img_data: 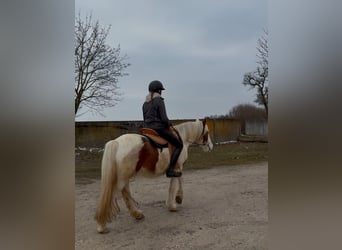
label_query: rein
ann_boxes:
[191,122,209,146]
[201,121,205,136]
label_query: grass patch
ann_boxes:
[75,142,268,182]
[185,142,268,170]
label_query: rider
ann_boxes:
[142,80,183,178]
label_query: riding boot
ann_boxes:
[166,147,182,178]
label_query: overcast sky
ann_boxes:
[75,0,267,121]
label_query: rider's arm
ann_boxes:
[158,98,171,128]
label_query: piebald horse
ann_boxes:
[95,119,213,233]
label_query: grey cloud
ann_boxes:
[75,0,267,121]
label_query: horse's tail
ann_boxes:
[95,140,120,227]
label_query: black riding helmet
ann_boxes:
[148,80,165,92]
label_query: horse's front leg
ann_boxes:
[166,177,178,211]
[175,176,183,204]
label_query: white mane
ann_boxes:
[174,119,206,145]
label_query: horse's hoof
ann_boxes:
[168,204,177,212]
[175,196,183,204]
[132,210,145,220]
[97,225,109,234]
[135,213,145,220]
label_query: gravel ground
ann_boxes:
[75,162,268,250]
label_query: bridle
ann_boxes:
[193,122,210,147]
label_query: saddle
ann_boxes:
[139,127,182,172]
[140,127,181,154]
[140,128,169,148]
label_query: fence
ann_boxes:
[245,119,268,136]
[75,118,241,147]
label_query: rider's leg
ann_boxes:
[166,146,183,177]
[155,128,183,177]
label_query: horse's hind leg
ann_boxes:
[175,176,183,204]
[122,183,145,220]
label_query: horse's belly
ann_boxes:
[139,148,169,176]
[115,134,171,176]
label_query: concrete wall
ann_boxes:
[75,118,241,147]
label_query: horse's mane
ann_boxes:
[174,120,202,143]
[174,120,199,130]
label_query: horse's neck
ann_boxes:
[176,122,200,144]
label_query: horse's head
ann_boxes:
[195,119,213,152]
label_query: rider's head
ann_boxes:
[148,80,165,94]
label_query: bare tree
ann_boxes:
[242,29,268,115]
[75,13,130,116]
[228,103,267,121]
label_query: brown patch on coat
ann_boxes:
[136,137,159,173]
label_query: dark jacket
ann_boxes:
[142,93,171,129]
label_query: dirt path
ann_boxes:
[75,162,268,250]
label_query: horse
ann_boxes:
[95,119,213,233]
